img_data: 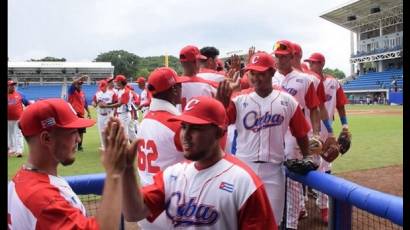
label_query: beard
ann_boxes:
[61,157,75,166]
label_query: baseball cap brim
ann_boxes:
[244,65,270,72]
[273,50,292,55]
[8,82,17,86]
[59,117,96,129]
[304,58,321,62]
[168,114,213,126]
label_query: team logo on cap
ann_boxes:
[251,55,260,64]
[41,117,56,128]
[184,98,200,111]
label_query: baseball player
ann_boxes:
[67,75,92,152]
[272,40,324,229]
[136,67,190,230]
[122,96,278,229]
[305,52,349,224]
[179,45,218,109]
[197,46,226,83]
[8,99,128,229]
[91,80,118,150]
[136,76,151,118]
[289,42,335,224]
[8,80,31,157]
[216,51,314,226]
[103,75,138,142]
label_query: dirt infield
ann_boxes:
[346,107,403,116]
[336,165,403,197]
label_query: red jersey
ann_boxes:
[8,91,30,120]
[68,85,87,117]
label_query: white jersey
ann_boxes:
[197,68,226,83]
[181,76,217,110]
[140,89,149,106]
[141,154,276,229]
[8,169,97,229]
[93,89,117,116]
[227,88,309,163]
[136,98,184,186]
[272,70,318,110]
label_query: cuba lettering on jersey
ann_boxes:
[197,68,226,83]
[136,111,184,186]
[142,154,277,229]
[181,76,217,110]
[8,169,97,230]
[93,89,117,115]
[227,88,302,163]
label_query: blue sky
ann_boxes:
[8,0,353,75]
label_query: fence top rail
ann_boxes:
[286,169,403,226]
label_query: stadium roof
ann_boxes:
[320,0,402,31]
[8,61,114,69]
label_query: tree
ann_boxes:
[323,68,346,79]
[95,50,141,79]
[30,57,66,62]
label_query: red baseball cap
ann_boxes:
[8,80,17,86]
[169,96,227,130]
[273,40,294,55]
[304,52,326,63]
[244,52,276,72]
[19,98,96,137]
[147,67,189,95]
[114,75,127,84]
[179,45,207,62]
[99,80,107,90]
[136,77,146,84]
[292,42,302,57]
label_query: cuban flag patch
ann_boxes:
[41,117,56,128]
[219,182,234,193]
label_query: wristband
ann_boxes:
[340,116,348,126]
[322,119,333,134]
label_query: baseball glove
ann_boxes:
[338,129,352,154]
[284,156,319,175]
[320,140,340,163]
[308,135,323,155]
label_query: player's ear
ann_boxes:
[216,127,225,139]
[39,130,52,145]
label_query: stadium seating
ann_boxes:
[342,68,403,91]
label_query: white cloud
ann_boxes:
[8,0,354,75]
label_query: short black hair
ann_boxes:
[200,46,220,59]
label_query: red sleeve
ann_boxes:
[111,93,118,103]
[92,95,97,103]
[304,83,320,110]
[226,101,237,125]
[336,85,348,108]
[289,106,310,138]
[173,125,183,152]
[120,90,130,104]
[317,80,326,105]
[238,185,277,230]
[37,199,99,230]
[141,171,166,222]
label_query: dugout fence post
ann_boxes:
[329,198,352,230]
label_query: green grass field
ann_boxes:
[7,104,403,180]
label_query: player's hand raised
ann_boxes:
[216,79,234,108]
[101,117,128,177]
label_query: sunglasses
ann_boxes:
[273,42,290,52]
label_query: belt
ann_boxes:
[253,161,269,164]
[99,113,108,116]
